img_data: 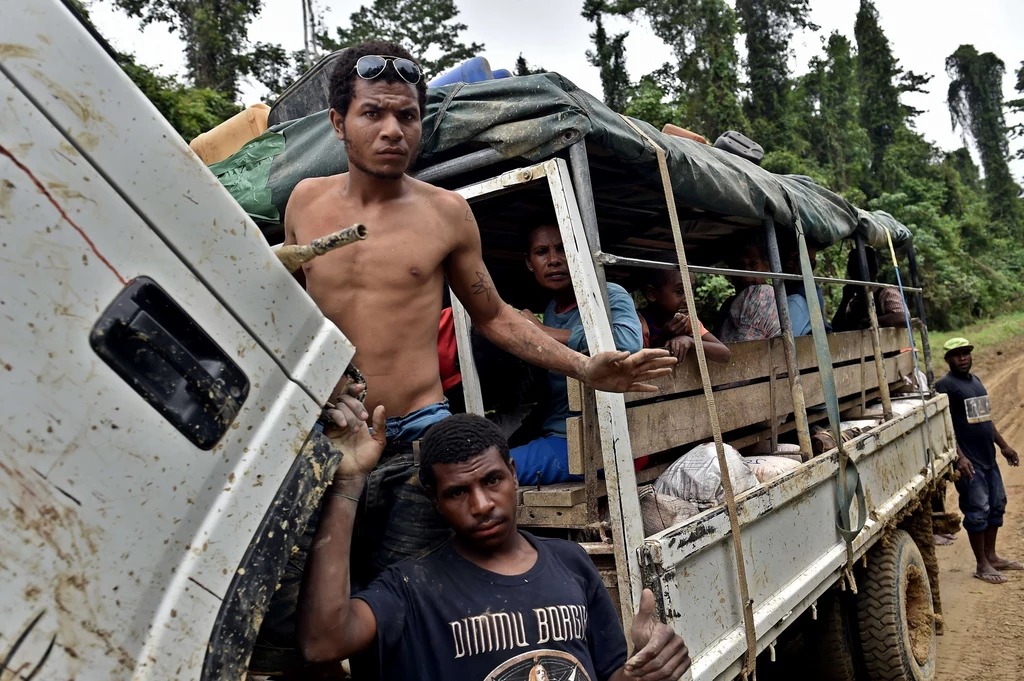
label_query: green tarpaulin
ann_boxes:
[211,73,911,250]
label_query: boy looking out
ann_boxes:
[640,268,732,364]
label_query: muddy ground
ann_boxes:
[934,335,1024,680]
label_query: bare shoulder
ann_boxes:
[408,177,472,222]
[289,175,339,213]
[285,175,346,241]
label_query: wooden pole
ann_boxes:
[855,235,893,420]
[763,219,813,459]
[906,245,934,387]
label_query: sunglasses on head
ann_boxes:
[353,55,422,84]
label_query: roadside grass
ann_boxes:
[925,311,1024,353]
[913,311,1024,379]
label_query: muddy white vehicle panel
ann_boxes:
[1,3,351,680]
[1,0,346,400]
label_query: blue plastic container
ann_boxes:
[492,69,513,79]
[428,57,495,87]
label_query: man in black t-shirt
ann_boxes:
[298,404,691,680]
[936,337,1021,585]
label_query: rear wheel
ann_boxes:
[857,529,936,681]
[806,589,861,681]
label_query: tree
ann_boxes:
[623,70,684,131]
[734,0,816,150]
[65,0,238,140]
[945,147,981,191]
[853,0,903,195]
[242,42,314,103]
[319,0,483,80]
[1007,61,1024,161]
[514,54,546,77]
[112,0,264,100]
[582,0,631,112]
[607,0,748,141]
[117,52,240,141]
[946,45,1022,229]
[796,32,869,196]
[871,127,1021,329]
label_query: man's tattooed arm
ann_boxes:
[447,191,588,380]
[470,271,494,301]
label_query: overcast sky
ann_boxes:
[89,0,1023,179]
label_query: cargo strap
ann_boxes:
[784,194,866,576]
[883,231,935,479]
[621,115,758,681]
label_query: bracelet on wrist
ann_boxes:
[327,491,360,503]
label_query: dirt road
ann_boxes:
[935,336,1024,680]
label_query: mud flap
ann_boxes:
[200,428,342,681]
[638,544,668,622]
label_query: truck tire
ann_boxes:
[807,589,861,681]
[857,529,936,681]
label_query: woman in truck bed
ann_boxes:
[511,223,644,485]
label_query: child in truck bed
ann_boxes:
[640,268,732,364]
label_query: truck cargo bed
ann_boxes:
[640,395,954,681]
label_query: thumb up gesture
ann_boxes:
[624,588,691,679]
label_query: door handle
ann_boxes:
[91,277,249,449]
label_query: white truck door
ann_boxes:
[0,0,346,403]
[0,4,353,680]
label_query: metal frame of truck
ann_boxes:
[436,149,955,680]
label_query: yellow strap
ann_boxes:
[620,115,758,680]
[883,229,899,268]
[882,229,935,477]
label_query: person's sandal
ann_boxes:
[992,559,1024,571]
[973,572,1008,584]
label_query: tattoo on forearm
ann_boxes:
[471,271,493,301]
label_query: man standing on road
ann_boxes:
[936,337,1022,584]
[299,408,692,681]
[251,40,675,675]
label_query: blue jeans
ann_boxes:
[251,401,452,673]
[384,399,451,441]
[511,435,583,485]
[955,464,1007,534]
[313,398,451,441]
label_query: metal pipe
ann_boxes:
[412,147,505,184]
[906,245,934,387]
[569,141,610,315]
[763,219,813,460]
[855,235,893,420]
[595,252,921,292]
[275,223,366,273]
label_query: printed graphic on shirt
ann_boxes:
[450,605,590,659]
[486,649,592,681]
[965,395,992,424]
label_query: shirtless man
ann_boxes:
[285,42,672,430]
[250,41,675,677]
